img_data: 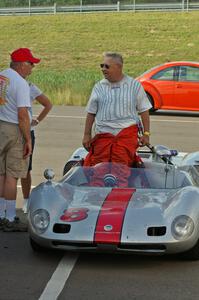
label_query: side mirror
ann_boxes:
[153,145,178,157]
[154,145,171,157]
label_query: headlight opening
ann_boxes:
[171,215,194,240]
[32,209,50,234]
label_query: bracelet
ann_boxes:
[35,118,40,124]
[143,131,150,136]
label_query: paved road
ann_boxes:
[1,106,199,300]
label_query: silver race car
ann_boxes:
[28,145,199,260]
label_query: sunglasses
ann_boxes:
[100,63,110,69]
[25,61,34,66]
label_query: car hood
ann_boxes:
[29,183,199,244]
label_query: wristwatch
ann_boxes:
[143,131,150,136]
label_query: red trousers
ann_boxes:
[84,125,138,187]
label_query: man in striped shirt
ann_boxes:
[82,52,152,187]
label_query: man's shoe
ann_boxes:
[0,218,9,230]
[3,217,28,232]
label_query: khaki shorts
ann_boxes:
[0,120,29,178]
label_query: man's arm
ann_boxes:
[82,113,95,151]
[18,107,32,158]
[139,110,150,146]
[31,94,52,126]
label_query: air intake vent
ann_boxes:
[118,243,166,251]
[53,223,71,233]
[52,241,96,248]
[147,226,166,236]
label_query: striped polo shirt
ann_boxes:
[86,75,152,135]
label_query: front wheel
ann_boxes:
[30,237,46,252]
[146,93,157,112]
[180,240,199,260]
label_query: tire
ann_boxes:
[180,241,199,261]
[146,93,157,112]
[63,161,78,176]
[30,237,46,252]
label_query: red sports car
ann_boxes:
[136,61,199,112]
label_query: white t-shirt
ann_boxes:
[0,68,31,124]
[86,75,152,135]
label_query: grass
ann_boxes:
[0,11,199,105]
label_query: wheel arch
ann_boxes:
[142,82,162,110]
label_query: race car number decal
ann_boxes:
[60,208,89,222]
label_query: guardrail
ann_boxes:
[0,2,199,16]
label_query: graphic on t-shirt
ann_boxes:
[0,75,9,105]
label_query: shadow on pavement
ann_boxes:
[150,110,199,117]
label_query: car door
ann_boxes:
[174,65,199,111]
[150,66,177,109]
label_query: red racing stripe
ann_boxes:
[94,188,135,245]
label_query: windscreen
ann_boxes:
[62,162,191,189]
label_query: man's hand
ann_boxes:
[31,118,39,126]
[138,135,150,147]
[82,134,92,151]
[23,141,32,159]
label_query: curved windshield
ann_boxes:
[62,162,191,189]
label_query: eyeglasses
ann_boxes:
[100,63,110,69]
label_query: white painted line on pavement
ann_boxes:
[38,253,78,300]
[37,114,85,119]
[34,114,199,124]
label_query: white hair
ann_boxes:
[103,52,123,65]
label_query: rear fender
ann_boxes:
[180,152,199,167]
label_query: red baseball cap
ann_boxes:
[10,48,41,64]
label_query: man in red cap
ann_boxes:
[0,48,40,231]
